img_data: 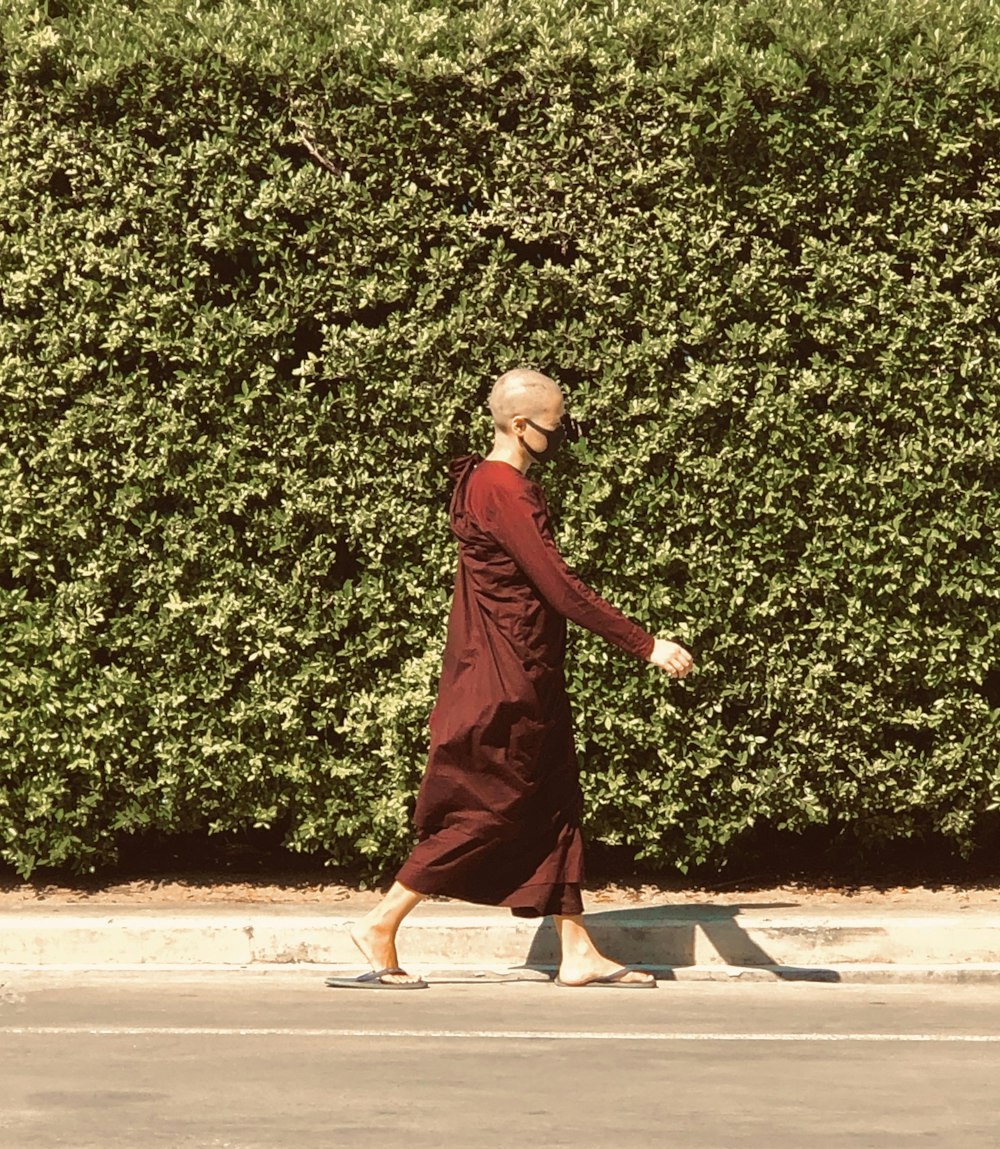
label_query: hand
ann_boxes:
[649,638,694,679]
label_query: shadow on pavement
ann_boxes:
[522,902,842,982]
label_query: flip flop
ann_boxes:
[325,967,428,990]
[554,967,657,989]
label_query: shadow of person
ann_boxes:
[521,901,842,982]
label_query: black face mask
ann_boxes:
[522,414,577,464]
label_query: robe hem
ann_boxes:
[394,865,583,918]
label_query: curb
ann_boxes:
[3,904,999,982]
[6,963,1000,985]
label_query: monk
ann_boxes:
[326,369,694,990]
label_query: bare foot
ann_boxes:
[556,954,655,987]
[349,915,423,986]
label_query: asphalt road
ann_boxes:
[2,971,999,1148]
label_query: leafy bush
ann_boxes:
[1,0,998,876]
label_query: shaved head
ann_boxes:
[489,369,563,430]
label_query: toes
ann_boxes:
[622,971,655,984]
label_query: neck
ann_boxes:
[486,432,533,475]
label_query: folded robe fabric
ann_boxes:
[395,455,655,918]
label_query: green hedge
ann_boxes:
[1,0,998,877]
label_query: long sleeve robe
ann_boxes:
[395,454,655,917]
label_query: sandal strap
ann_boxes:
[360,967,408,982]
[604,966,637,982]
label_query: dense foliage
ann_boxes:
[1,0,998,877]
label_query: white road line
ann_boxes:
[2,1026,1000,1043]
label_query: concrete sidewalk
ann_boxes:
[3,896,999,982]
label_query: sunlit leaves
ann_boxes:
[1,0,998,876]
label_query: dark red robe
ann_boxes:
[395,455,655,917]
